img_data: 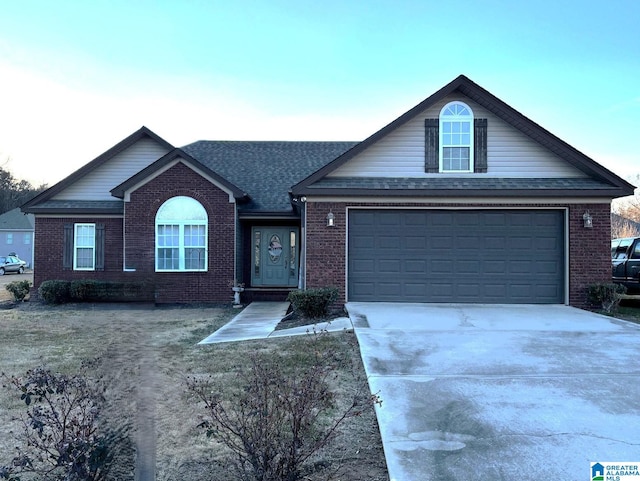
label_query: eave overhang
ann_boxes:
[297,187,629,199]
[23,200,124,216]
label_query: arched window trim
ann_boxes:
[439,101,474,173]
[155,196,208,272]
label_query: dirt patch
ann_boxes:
[0,302,388,480]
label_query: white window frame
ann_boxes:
[6,233,13,245]
[74,223,96,270]
[439,101,474,173]
[155,196,208,272]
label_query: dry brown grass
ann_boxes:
[0,302,388,480]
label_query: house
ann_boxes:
[22,75,635,306]
[0,207,35,267]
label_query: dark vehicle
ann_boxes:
[611,237,640,291]
[0,255,27,275]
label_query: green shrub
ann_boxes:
[38,280,71,304]
[70,279,101,300]
[5,280,31,302]
[588,282,626,313]
[287,287,339,318]
[69,280,150,302]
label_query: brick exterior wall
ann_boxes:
[33,216,124,291]
[568,203,611,307]
[33,162,237,304]
[305,201,612,308]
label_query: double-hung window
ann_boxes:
[74,223,96,270]
[156,196,208,271]
[440,101,474,172]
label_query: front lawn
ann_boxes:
[0,303,387,480]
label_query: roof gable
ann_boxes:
[22,126,174,212]
[292,75,635,197]
[110,148,247,202]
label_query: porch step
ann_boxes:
[242,287,297,303]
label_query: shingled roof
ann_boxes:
[182,141,358,212]
[0,208,34,230]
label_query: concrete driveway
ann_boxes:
[346,303,640,481]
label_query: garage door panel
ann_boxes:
[351,259,375,274]
[405,260,427,272]
[457,260,481,274]
[406,238,427,250]
[430,259,453,273]
[348,209,564,303]
[379,260,401,273]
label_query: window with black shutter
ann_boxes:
[425,102,487,173]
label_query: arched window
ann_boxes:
[155,196,207,271]
[440,101,474,172]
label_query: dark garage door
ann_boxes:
[348,209,565,303]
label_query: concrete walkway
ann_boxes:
[198,302,353,344]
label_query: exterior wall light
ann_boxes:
[327,211,335,227]
[583,211,593,228]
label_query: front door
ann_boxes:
[251,227,299,287]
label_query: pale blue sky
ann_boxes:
[0,0,638,186]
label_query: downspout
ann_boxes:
[299,199,307,290]
[122,200,135,272]
[234,201,238,285]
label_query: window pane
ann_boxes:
[443,147,470,171]
[184,225,205,247]
[290,231,296,278]
[185,248,205,269]
[158,225,179,247]
[157,196,207,221]
[157,248,179,270]
[254,230,261,276]
[76,225,95,247]
[76,248,94,269]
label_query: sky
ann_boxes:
[0,0,638,188]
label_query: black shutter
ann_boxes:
[424,119,439,173]
[474,118,488,173]
[95,224,105,271]
[63,224,73,270]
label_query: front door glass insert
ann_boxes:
[268,234,283,262]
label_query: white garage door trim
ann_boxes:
[345,206,569,304]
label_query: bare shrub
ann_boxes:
[0,365,132,481]
[186,335,380,481]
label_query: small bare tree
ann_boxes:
[1,366,132,481]
[187,336,380,481]
[612,175,640,238]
